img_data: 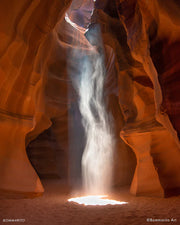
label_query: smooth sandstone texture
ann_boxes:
[115,0,180,196]
[0,0,180,198]
[0,0,72,196]
[93,0,180,196]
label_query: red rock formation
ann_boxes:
[0,0,72,196]
[0,0,179,198]
[115,0,180,196]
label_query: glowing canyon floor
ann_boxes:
[0,179,180,225]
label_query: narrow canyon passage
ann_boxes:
[65,1,119,204]
[0,0,180,224]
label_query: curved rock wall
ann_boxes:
[0,0,72,196]
[0,0,179,197]
[115,0,180,196]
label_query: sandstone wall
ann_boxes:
[0,0,180,198]
[115,0,180,196]
[0,0,72,196]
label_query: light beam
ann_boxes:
[68,195,127,206]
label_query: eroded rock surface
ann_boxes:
[0,0,180,197]
[0,0,72,196]
[115,0,180,196]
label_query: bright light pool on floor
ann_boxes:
[68,195,128,206]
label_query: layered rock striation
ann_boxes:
[0,0,72,196]
[0,0,179,197]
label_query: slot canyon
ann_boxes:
[0,0,180,224]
